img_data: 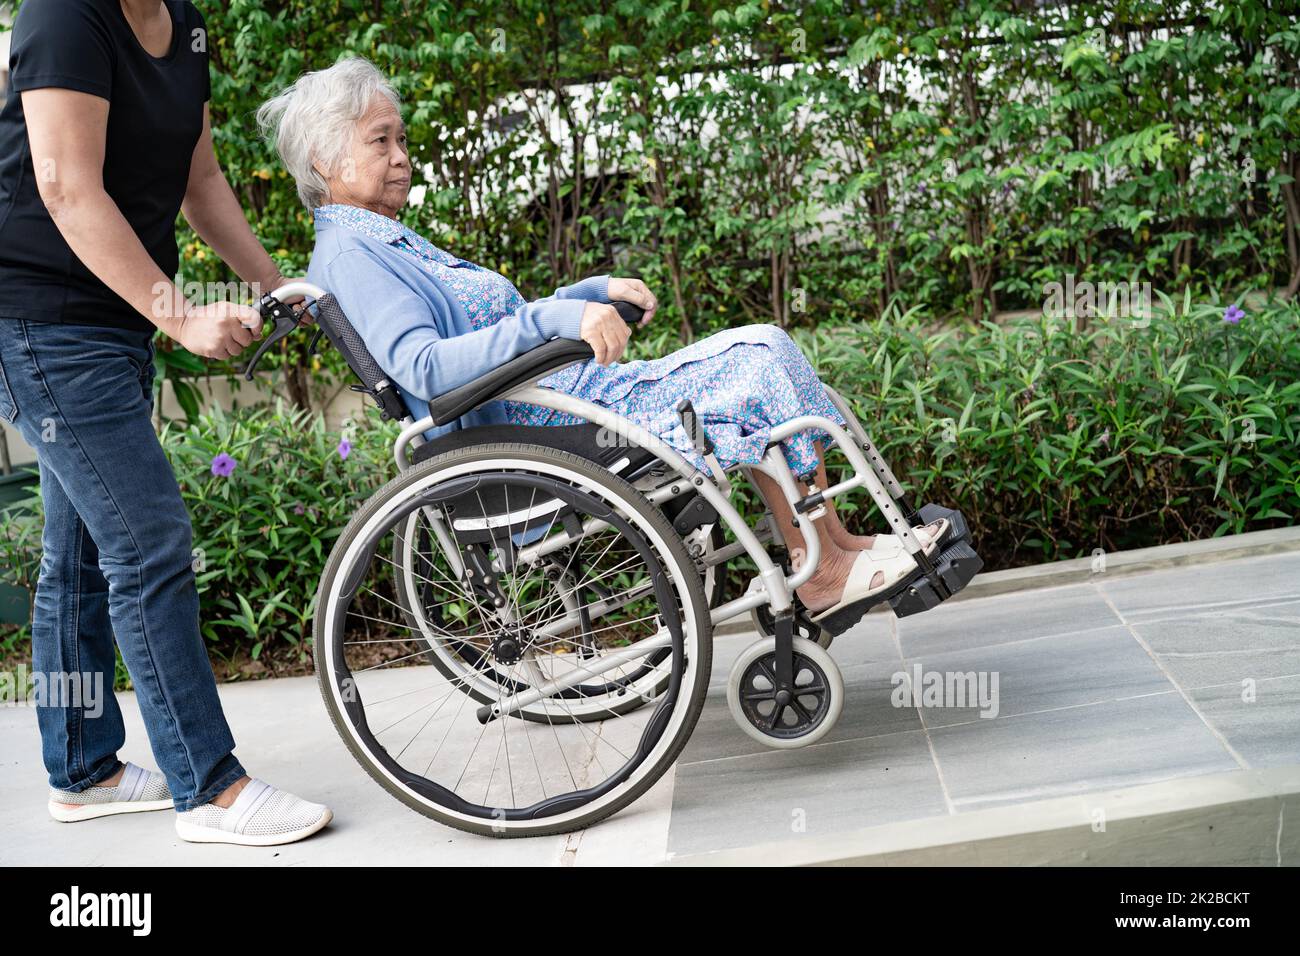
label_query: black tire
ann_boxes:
[315,442,713,838]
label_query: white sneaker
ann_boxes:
[174,778,332,846]
[48,761,173,822]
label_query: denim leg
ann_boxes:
[0,319,246,810]
[31,458,126,792]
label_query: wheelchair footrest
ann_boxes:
[889,537,983,619]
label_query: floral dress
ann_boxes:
[315,205,847,479]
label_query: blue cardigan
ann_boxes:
[306,213,608,440]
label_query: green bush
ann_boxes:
[166,402,398,657]
[795,295,1300,563]
[64,0,1292,390]
[0,401,397,672]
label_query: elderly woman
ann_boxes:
[258,57,946,625]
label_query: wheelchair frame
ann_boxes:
[252,281,980,828]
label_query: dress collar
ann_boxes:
[313,203,408,245]
[313,203,463,268]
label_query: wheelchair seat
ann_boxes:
[410,421,661,481]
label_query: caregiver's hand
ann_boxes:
[264,272,315,324]
[580,301,631,365]
[175,302,265,360]
[608,277,657,328]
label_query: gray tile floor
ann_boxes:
[666,550,1300,856]
[3,549,1296,865]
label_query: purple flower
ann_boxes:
[1223,304,1245,324]
[337,438,352,460]
[1001,182,1013,197]
[210,453,236,478]
[917,181,929,194]
[293,503,306,516]
[1098,428,1111,448]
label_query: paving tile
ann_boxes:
[1188,674,1300,768]
[901,625,1173,728]
[928,692,1239,812]
[897,582,1121,657]
[1129,611,1300,689]
[667,729,946,856]
[1099,551,1300,623]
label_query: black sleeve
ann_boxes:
[8,0,116,100]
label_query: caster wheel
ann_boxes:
[727,636,844,749]
[750,599,834,649]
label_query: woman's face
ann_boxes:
[322,93,410,218]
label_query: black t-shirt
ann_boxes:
[0,0,210,330]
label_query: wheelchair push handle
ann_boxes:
[243,294,299,380]
[611,300,646,326]
[241,281,326,381]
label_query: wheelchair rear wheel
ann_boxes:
[316,443,713,837]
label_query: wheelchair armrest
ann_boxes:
[427,338,595,426]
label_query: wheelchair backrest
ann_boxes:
[312,293,413,422]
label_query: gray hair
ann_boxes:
[256,56,401,211]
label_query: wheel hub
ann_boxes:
[491,634,524,665]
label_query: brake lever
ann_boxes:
[243,294,303,380]
[307,326,326,356]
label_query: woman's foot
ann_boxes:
[807,536,923,623]
[174,776,332,846]
[793,538,912,614]
[48,761,172,821]
[792,545,859,614]
[796,519,948,614]
[829,518,947,554]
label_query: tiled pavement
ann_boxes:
[2,549,1297,865]
[665,550,1300,857]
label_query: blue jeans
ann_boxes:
[0,318,246,811]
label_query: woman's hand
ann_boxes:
[175,302,265,360]
[607,277,657,327]
[580,302,631,365]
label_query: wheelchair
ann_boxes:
[247,281,983,838]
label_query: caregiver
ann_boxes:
[0,0,331,846]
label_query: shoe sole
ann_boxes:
[174,808,333,847]
[48,798,174,822]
